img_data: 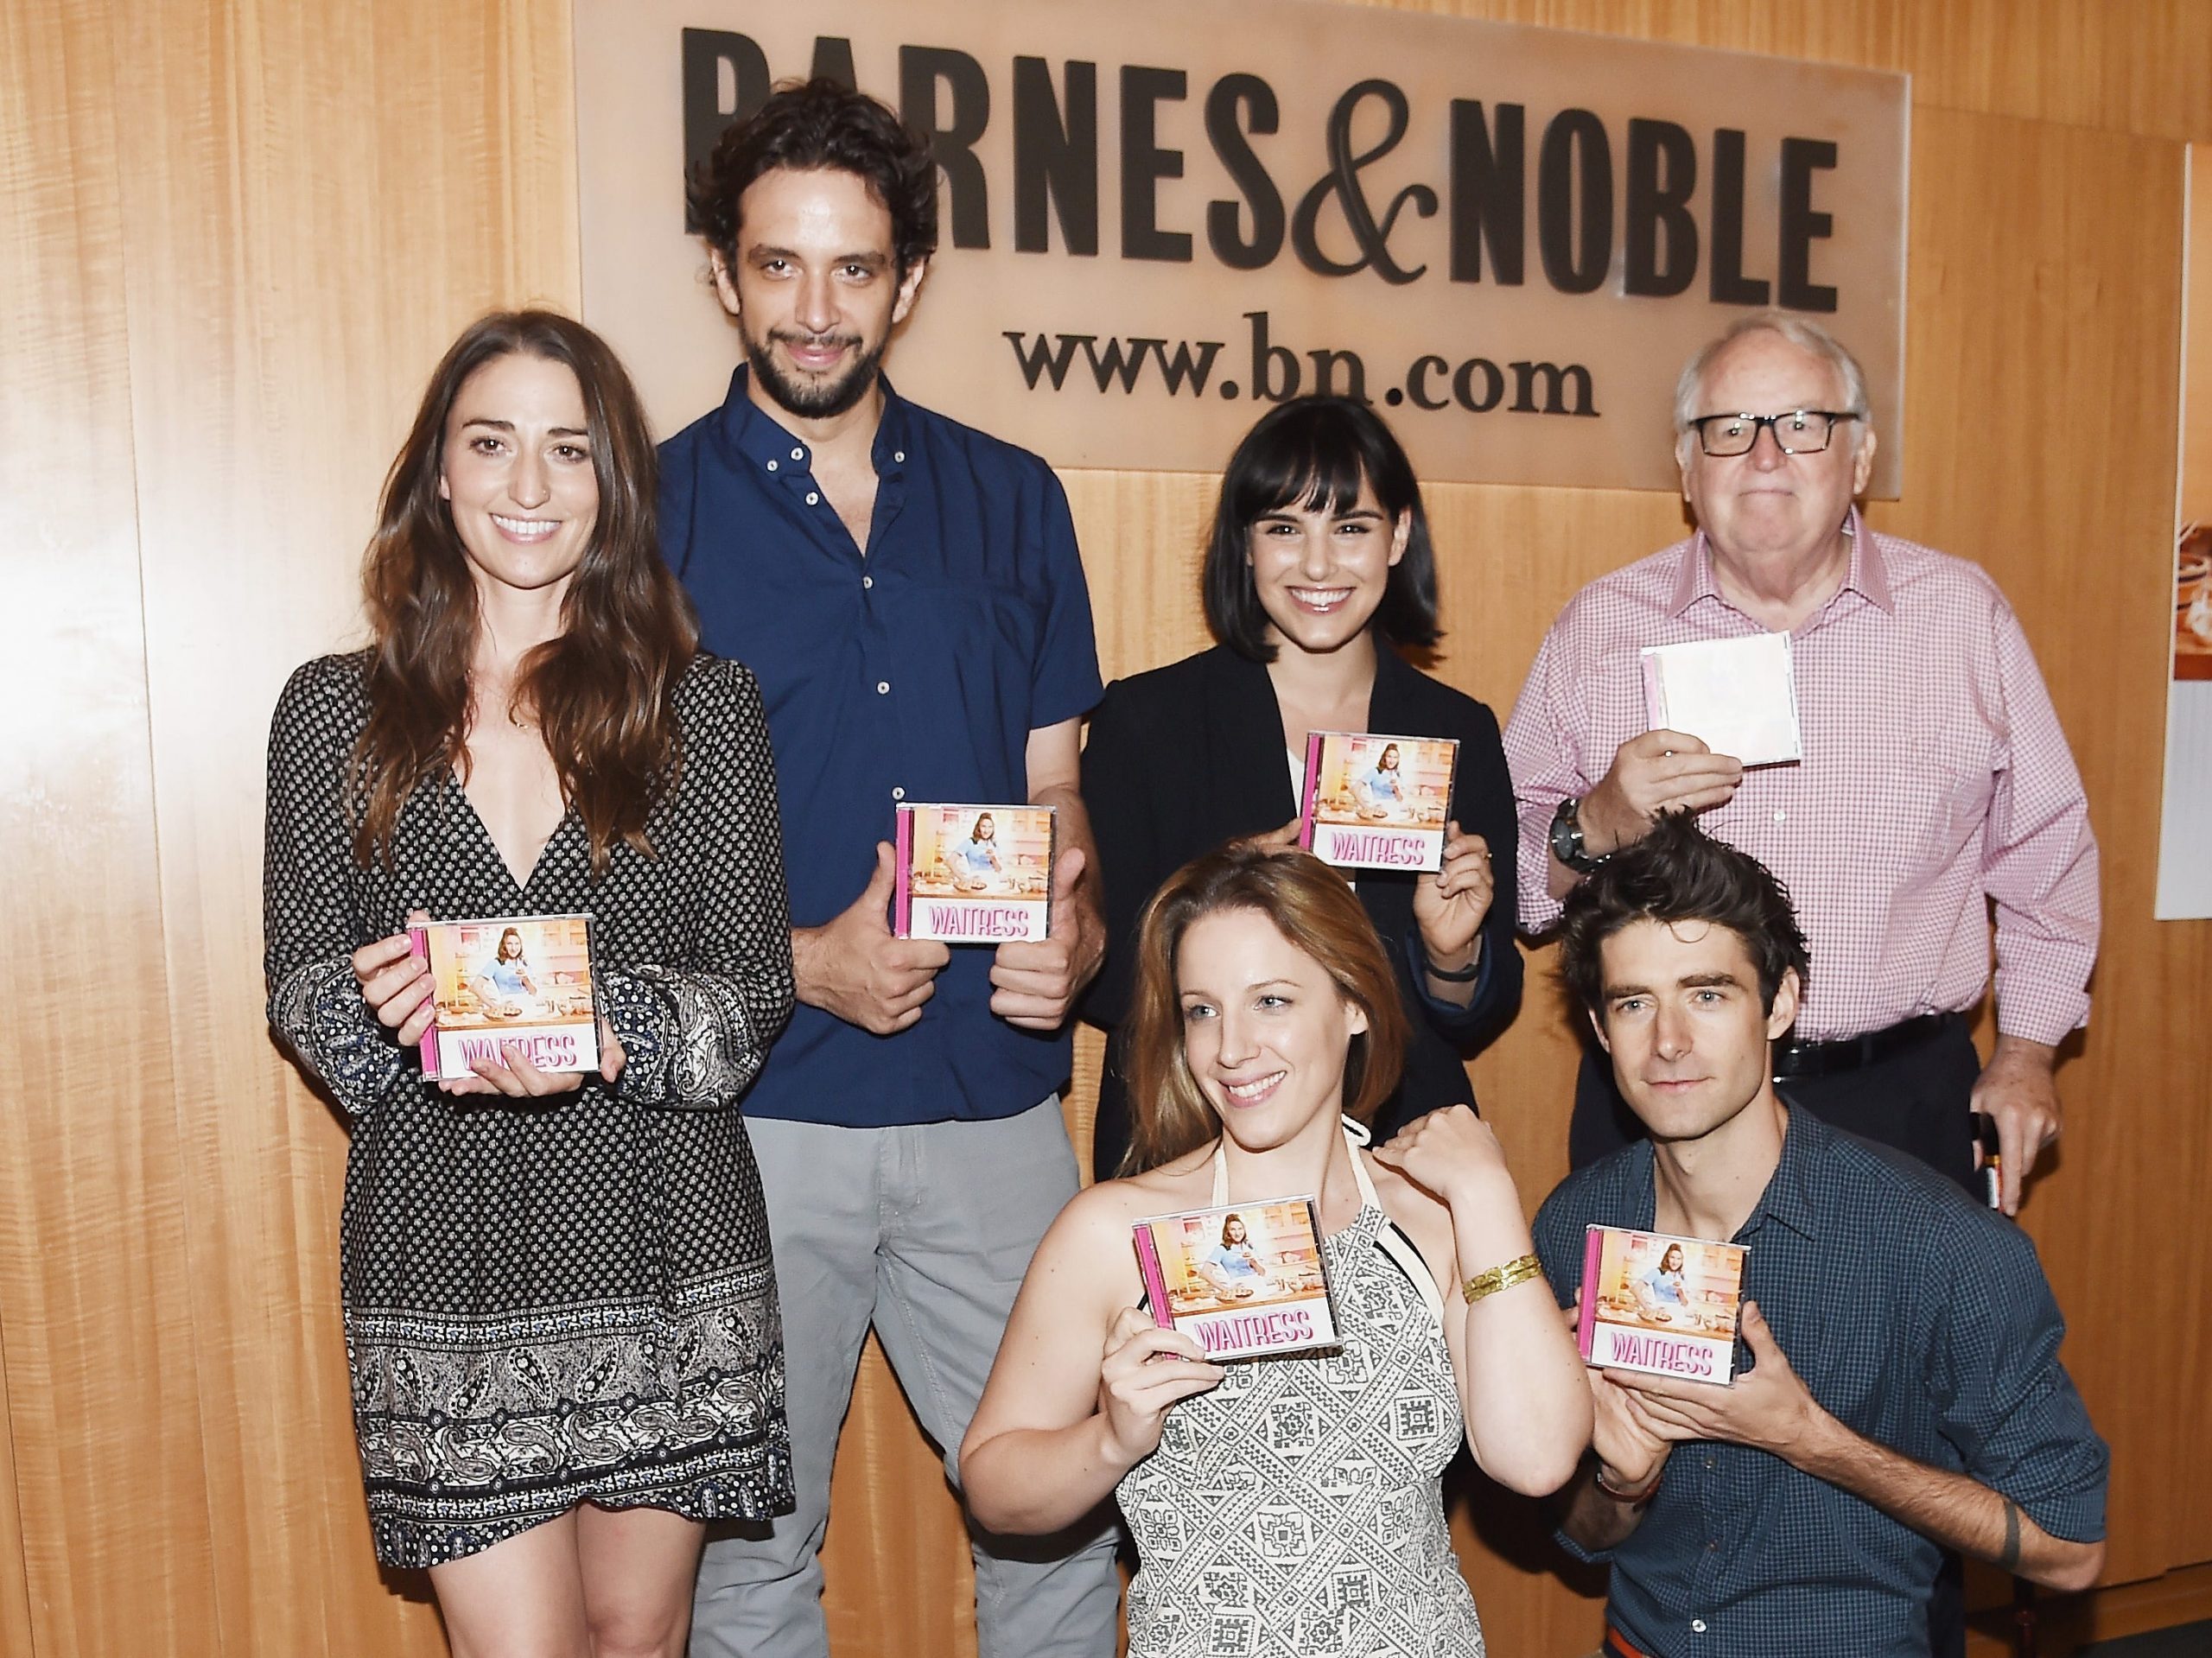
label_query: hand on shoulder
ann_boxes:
[1370,1104,1516,1211]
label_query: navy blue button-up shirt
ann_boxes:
[660,369,1103,1126]
[1532,1106,2107,1658]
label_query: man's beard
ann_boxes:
[741,322,887,420]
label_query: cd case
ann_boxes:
[1131,1197,1339,1361]
[404,913,599,1082]
[1640,632,1802,766]
[1297,731,1459,873]
[893,803,1056,943]
[1577,1223,1746,1386]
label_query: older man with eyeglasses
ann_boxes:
[1504,314,2098,1216]
[1504,315,2101,1656]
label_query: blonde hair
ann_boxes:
[1120,845,1408,1174]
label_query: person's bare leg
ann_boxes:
[576,1503,707,1658]
[429,1509,589,1658]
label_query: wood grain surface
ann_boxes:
[3,1,2208,1653]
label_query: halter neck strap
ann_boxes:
[1208,1116,1380,1209]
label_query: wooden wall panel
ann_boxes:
[2177,143,2212,1572]
[4,3,2209,1656]
[1377,0,2212,143]
[1864,107,2203,1585]
[2189,146,2212,524]
[0,3,216,1655]
[111,1,579,1647]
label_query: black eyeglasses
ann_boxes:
[1687,410,1860,457]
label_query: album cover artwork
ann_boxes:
[1297,731,1459,873]
[1577,1224,1746,1386]
[1131,1197,1339,1362]
[405,913,599,1082]
[893,804,1057,943]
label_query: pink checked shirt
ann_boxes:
[1502,513,2099,1046]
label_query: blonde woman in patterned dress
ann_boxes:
[264,312,793,1657]
[962,845,1589,1657]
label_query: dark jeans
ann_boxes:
[1571,1016,1983,1658]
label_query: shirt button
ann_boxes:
[1772,808,1786,823]
[1692,1620,1707,1634]
[766,459,778,473]
[892,786,906,800]
[876,680,890,695]
[806,492,820,505]
[791,446,804,461]
[861,575,874,589]
[893,450,906,463]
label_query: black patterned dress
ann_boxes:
[263,651,796,1568]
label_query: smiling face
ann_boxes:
[1590,917,1798,1148]
[974,814,995,842]
[1678,330,1875,575]
[1176,906,1370,1153]
[1247,477,1409,659]
[711,166,926,423]
[1660,1243,1684,1274]
[437,352,599,604]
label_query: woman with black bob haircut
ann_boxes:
[1082,395,1522,1176]
[1201,393,1442,657]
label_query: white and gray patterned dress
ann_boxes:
[263,651,795,1568]
[1117,1124,1485,1658]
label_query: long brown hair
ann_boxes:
[349,311,697,873]
[1121,845,1408,1175]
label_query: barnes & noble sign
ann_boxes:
[575,0,1908,492]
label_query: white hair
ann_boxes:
[1672,313,1872,460]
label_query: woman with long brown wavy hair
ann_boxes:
[264,311,794,1656]
[962,844,1587,1658]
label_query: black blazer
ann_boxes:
[1080,643,1522,1176]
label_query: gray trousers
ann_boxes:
[690,1096,1122,1658]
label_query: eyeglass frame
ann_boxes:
[1683,409,1863,458]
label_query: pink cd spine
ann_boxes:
[1578,1227,1605,1361]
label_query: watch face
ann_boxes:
[1550,799,1591,869]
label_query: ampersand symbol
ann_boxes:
[1292,79,1437,285]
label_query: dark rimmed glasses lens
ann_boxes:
[1691,410,1857,457]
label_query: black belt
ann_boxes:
[1772,1013,1956,1079]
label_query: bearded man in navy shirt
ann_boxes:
[660,79,1118,1658]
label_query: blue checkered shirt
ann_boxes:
[1532,1105,2107,1658]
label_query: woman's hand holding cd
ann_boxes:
[448,1019,627,1099]
[1414,823,1493,978]
[1234,818,1303,855]
[1097,1305,1225,1468]
[352,908,438,1047]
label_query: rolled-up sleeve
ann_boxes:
[1030,468,1104,730]
[1923,1216,2109,1543]
[1982,601,2099,1047]
[1502,625,1591,935]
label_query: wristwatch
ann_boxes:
[1548,796,1610,874]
